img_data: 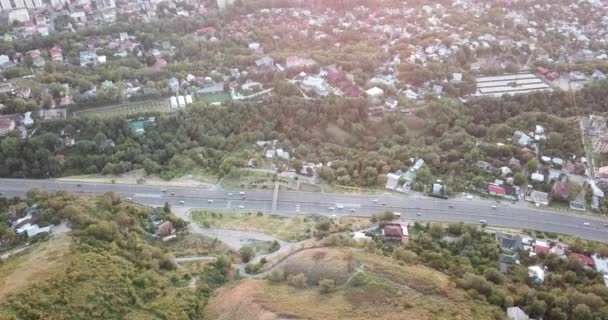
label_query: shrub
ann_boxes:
[269,240,280,253]
[268,268,285,282]
[318,278,336,293]
[239,246,255,263]
[287,273,308,288]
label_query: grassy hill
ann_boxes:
[0,191,232,320]
[205,247,503,320]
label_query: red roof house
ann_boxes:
[570,252,595,267]
[537,66,550,75]
[383,224,408,243]
[488,184,506,195]
[535,244,549,254]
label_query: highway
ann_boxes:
[0,178,607,242]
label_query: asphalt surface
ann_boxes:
[0,178,607,242]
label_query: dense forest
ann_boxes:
[0,191,233,319]
[2,79,608,191]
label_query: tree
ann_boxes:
[318,278,335,293]
[163,202,171,214]
[527,158,539,172]
[239,245,255,263]
[287,273,307,288]
[573,304,592,320]
[268,268,285,282]
[291,160,303,173]
[513,173,526,186]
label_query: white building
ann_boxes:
[300,76,329,97]
[7,8,30,23]
[528,265,545,284]
[216,0,234,10]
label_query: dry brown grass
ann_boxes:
[0,235,74,299]
[206,248,500,320]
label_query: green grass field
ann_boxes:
[190,211,371,242]
[200,92,231,105]
[73,100,168,118]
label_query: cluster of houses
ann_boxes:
[476,124,586,209]
[385,159,426,193]
[3,205,52,245]
[0,108,67,137]
[496,232,608,287]
[255,140,290,162]
[581,115,608,210]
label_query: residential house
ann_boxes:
[38,109,67,122]
[514,131,532,146]
[552,181,570,200]
[49,45,63,63]
[592,255,608,285]
[528,265,545,284]
[152,58,167,71]
[363,87,383,106]
[507,307,530,320]
[27,50,45,68]
[300,76,329,96]
[382,223,408,244]
[198,78,224,94]
[592,134,608,153]
[592,69,606,81]
[528,190,549,206]
[477,160,494,173]
[22,112,33,127]
[488,183,506,196]
[168,77,179,93]
[531,172,544,182]
[352,231,372,242]
[496,233,523,253]
[157,221,174,237]
[79,50,98,67]
[0,118,15,135]
[384,98,398,110]
[569,252,595,267]
[255,56,275,73]
[285,56,317,69]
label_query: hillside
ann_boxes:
[0,191,232,320]
[205,247,503,320]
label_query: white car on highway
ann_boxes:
[328,207,334,211]
[372,199,378,203]
[179,200,185,204]
[491,205,497,209]
[583,222,591,226]
[239,191,245,195]
[238,205,245,209]
[336,205,344,209]
[207,199,214,203]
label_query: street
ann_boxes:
[0,178,607,242]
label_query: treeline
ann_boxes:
[4,80,608,190]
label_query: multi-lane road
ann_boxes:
[0,178,607,242]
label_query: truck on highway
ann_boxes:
[394,212,401,218]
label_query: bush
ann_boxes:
[318,278,336,293]
[269,240,280,253]
[268,268,285,282]
[239,246,255,263]
[316,220,331,232]
[287,273,308,288]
